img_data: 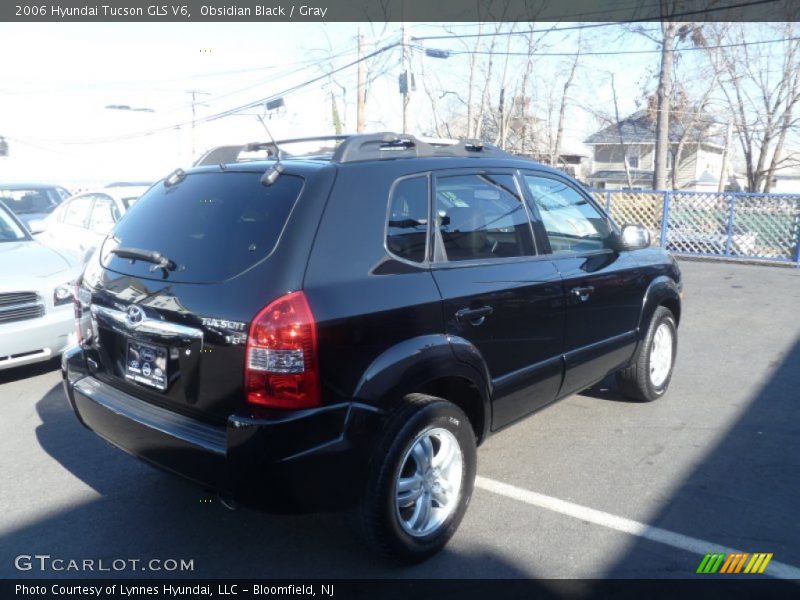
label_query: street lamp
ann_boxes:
[424,48,451,59]
[105,104,155,112]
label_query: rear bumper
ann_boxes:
[62,346,382,512]
[0,307,74,370]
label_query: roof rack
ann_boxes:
[194,132,510,167]
[193,135,350,167]
[331,132,510,163]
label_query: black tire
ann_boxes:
[354,393,477,564]
[616,306,678,402]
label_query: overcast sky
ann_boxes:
[0,22,658,187]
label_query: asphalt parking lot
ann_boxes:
[1,259,798,579]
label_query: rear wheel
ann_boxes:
[355,394,476,563]
[616,306,677,402]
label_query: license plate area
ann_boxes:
[125,339,168,391]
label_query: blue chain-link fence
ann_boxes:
[589,189,800,266]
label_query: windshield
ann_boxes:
[0,187,61,214]
[0,206,28,242]
[102,171,304,283]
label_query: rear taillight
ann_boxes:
[73,282,82,345]
[245,291,320,409]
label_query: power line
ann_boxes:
[410,0,780,42]
[408,0,671,31]
[414,35,800,57]
[412,22,617,42]
[28,41,402,145]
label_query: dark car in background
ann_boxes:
[62,133,682,563]
[0,183,71,228]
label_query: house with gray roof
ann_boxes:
[584,110,727,191]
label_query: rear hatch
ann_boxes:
[78,168,309,425]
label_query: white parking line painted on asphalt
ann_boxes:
[475,475,800,580]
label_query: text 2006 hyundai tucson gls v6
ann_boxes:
[63,133,681,563]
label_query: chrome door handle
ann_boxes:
[455,305,493,326]
[570,286,595,302]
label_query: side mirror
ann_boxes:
[619,224,651,250]
[27,219,47,235]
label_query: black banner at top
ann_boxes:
[3,0,800,22]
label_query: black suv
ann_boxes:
[62,133,681,563]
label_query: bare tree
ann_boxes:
[713,23,800,192]
[312,24,395,132]
[668,35,724,190]
[652,21,678,190]
[629,5,705,190]
[610,74,635,189]
[551,32,582,167]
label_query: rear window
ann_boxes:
[102,171,304,283]
[0,187,61,214]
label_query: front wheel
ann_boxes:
[355,394,477,563]
[616,306,678,402]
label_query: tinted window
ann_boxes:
[525,176,613,253]
[89,195,119,233]
[62,196,93,227]
[435,174,535,262]
[386,176,428,263]
[0,187,59,214]
[103,172,303,283]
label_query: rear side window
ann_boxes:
[103,172,304,283]
[386,176,428,263]
[89,195,119,233]
[434,173,535,262]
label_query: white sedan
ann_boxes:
[31,188,145,264]
[0,202,80,370]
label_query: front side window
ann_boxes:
[434,173,535,262]
[386,176,428,263]
[524,175,613,254]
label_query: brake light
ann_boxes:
[73,282,82,345]
[245,291,320,409]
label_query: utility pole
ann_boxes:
[188,90,210,160]
[401,22,411,134]
[718,120,733,193]
[357,30,366,133]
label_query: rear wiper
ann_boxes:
[110,247,176,274]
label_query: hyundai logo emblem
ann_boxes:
[126,305,144,325]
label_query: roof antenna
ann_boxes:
[256,109,284,186]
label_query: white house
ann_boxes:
[584,110,727,191]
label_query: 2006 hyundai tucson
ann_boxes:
[62,133,681,563]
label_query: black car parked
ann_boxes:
[62,133,681,563]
